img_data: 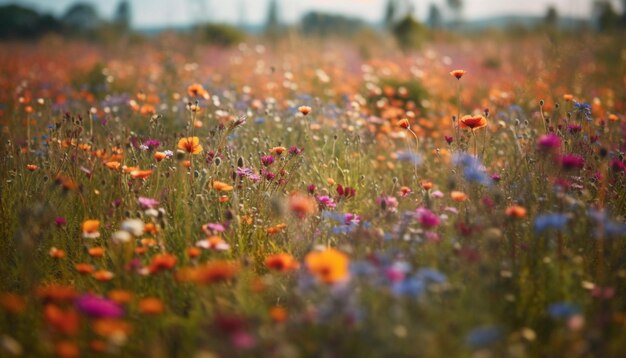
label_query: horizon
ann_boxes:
[2,0,622,29]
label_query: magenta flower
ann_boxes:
[55,217,67,226]
[560,154,585,170]
[416,208,440,229]
[261,155,275,166]
[75,294,124,318]
[537,134,561,151]
[376,195,398,212]
[317,195,336,209]
[138,196,160,209]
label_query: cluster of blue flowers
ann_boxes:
[452,153,492,187]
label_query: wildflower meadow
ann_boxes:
[1,1,625,357]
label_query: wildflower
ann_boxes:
[187,247,202,258]
[261,155,275,166]
[88,247,105,257]
[398,186,412,197]
[37,285,77,303]
[288,146,303,155]
[563,94,574,101]
[177,137,203,155]
[143,139,161,150]
[376,195,399,212]
[266,223,287,234]
[82,219,101,239]
[55,217,67,226]
[265,253,300,272]
[336,184,356,198]
[573,101,592,121]
[154,151,167,161]
[505,205,527,218]
[111,230,131,244]
[416,208,440,229]
[459,115,487,130]
[560,154,585,170]
[130,169,153,179]
[305,248,350,284]
[138,196,159,209]
[534,213,569,233]
[269,146,286,155]
[187,83,209,99]
[92,270,115,281]
[537,134,561,151]
[149,254,177,274]
[121,219,145,236]
[450,191,467,202]
[138,297,165,315]
[608,114,619,122]
[307,184,317,194]
[196,236,230,251]
[92,318,133,338]
[566,123,582,134]
[465,326,503,349]
[289,193,318,219]
[444,135,453,144]
[107,290,134,305]
[398,118,410,129]
[212,180,234,191]
[201,223,226,235]
[269,306,288,323]
[317,195,336,209]
[26,164,38,171]
[55,341,80,358]
[44,304,80,335]
[298,105,312,115]
[0,293,26,314]
[547,302,580,319]
[178,261,240,285]
[49,247,66,259]
[75,294,124,319]
[450,69,466,79]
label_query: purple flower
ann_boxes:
[55,217,67,226]
[75,294,124,318]
[143,139,161,150]
[344,213,361,225]
[289,146,302,155]
[236,167,254,177]
[537,134,561,151]
[567,124,582,134]
[261,155,275,166]
[376,195,398,212]
[307,184,317,194]
[202,223,225,235]
[317,195,336,209]
[560,154,585,170]
[138,196,160,209]
[416,208,440,229]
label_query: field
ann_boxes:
[1,29,625,357]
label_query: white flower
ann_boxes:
[112,230,131,244]
[121,219,145,236]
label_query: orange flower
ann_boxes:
[36,285,77,303]
[0,293,26,314]
[105,161,121,170]
[130,169,153,179]
[44,304,79,335]
[450,69,466,79]
[608,114,619,122]
[49,247,66,259]
[75,263,94,274]
[298,105,312,115]
[421,180,433,190]
[108,290,134,305]
[187,247,202,258]
[269,146,287,155]
[139,104,156,116]
[55,341,80,358]
[398,186,412,197]
[144,223,159,235]
[149,254,177,274]
[92,270,115,281]
[266,223,287,235]
[459,115,487,130]
[289,193,317,219]
[26,164,38,171]
[177,261,240,285]
[187,83,209,99]
[212,180,233,191]
[90,340,107,353]
[305,248,350,284]
[154,151,167,161]
[82,219,101,239]
[505,205,527,218]
[93,319,133,337]
[182,160,192,168]
[450,191,467,202]
[265,253,300,272]
[138,297,165,315]
[88,247,105,257]
[563,94,574,101]
[398,118,410,129]
[269,306,288,323]
[219,195,229,203]
[177,137,203,155]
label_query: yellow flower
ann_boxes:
[177,137,203,155]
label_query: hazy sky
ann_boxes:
[4,0,620,28]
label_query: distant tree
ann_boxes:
[593,0,620,31]
[301,12,365,38]
[113,1,131,31]
[427,3,443,29]
[384,0,398,28]
[544,6,558,27]
[0,5,62,39]
[62,3,100,32]
[446,0,463,27]
[265,0,281,39]
[392,14,427,51]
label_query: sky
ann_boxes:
[3,0,622,28]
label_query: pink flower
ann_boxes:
[317,195,336,209]
[416,208,440,229]
[537,134,561,151]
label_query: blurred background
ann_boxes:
[0,0,624,47]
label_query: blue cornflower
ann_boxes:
[396,151,422,165]
[534,213,569,233]
[573,101,592,121]
[453,153,491,187]
[547,302,580,319]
